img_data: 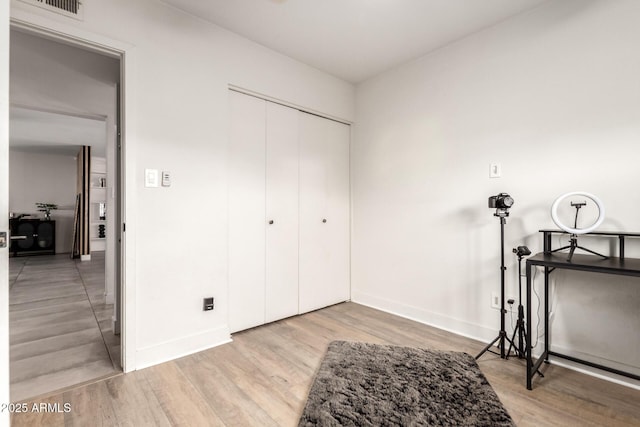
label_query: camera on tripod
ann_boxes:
[488,193,514,218]
[488,193,514,209]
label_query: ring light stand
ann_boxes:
[550,191,607,262]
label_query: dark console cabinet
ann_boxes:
[10,219,56,256]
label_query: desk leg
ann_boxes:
[526,261,532,390]
[544,266,550,362]
[543,232,551,253]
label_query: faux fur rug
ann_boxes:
[299,341,515,426]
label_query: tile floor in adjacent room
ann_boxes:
[9,252,120,402]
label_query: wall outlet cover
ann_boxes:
[203,297,214,311]
[491,292,500,309]
[489,163,502,178]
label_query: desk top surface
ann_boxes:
[527,252,640,276]
[539,229,640,237]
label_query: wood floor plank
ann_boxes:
[176,351,282,427]
[10,395,66,427]
[61,381,119,427]
[97,373,173,427]
[205,342,302,426]
[139,362,227,426]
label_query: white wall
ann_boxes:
[8,0,355,371]
[353,0,640,383]
[9,150,77,253]
[10,29,119,121]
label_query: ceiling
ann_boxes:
[161,0,549,83]
[10,107,107,157]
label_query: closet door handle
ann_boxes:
[268,220,274,225]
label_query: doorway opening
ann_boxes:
[8,27,124,401]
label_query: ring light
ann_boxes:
[551,191,605,234]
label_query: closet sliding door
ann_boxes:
[298,113,350,314]
[228,91,300,333]
[229,90,350,331]
[265,103,299,323]
[228,91,266,333]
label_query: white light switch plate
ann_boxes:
[145,169,159,187]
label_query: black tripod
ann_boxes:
[552,201,607,262]
[506,246,531,359]
[506,247,544,377]
[476,209,516,360]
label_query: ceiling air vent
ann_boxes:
[19,0,84,20]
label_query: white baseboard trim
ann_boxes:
[547,345,640,390]
[351,290,495,345]
[352,289,640,389]
[135,326,232,370]
[104,291,114,305]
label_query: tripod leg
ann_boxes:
[506,326,519,359]
[518,305,526,358]
[567,243,576,262]
[520,322,545,377]
[502,332,517,355]
[476,334,501,359]
[576,245,608,259]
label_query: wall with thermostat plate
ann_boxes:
[353,0,640,384]
[7,0,354,376]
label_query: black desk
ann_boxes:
[525,231,640,390]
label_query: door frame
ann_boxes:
[6,12,138,374]
[1,0,11,421]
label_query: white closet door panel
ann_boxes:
[324,120,351,304]
[299,113,327,314]
[265,102,299,322]
[228,91,266,333]
[299,113,350,313]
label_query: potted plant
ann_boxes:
[36,202,58,221]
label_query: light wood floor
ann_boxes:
[9,253,120,402]
[10,302,640,426]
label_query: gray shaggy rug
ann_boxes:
[299,341,515,426]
